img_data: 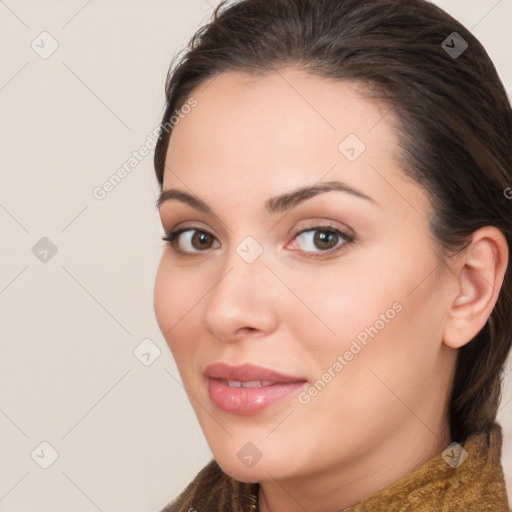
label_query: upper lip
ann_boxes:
[204,362,307,383]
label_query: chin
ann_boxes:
[214,455,275,484]
[210,441,303,484]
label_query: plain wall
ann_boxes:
[1,0,511,510]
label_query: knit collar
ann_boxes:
[342,422,510,511]
[162,422,510,511]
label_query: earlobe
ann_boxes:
[443,226,509,350]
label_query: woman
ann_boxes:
[152,0,512,510]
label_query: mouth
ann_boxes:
[204,362,308,415]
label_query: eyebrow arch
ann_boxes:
[156,181,376,214]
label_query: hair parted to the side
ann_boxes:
[153,0,512,443]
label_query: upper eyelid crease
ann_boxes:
[156,181,376,214]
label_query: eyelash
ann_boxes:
[161,224,355,260]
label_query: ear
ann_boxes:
[443,226,509,349]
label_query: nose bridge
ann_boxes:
[202,234,276,336]
[214,235,268,302]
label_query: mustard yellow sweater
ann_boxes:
[161,422,510,511]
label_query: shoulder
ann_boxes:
[159,459,258,512]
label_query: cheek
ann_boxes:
[153,256,202,349]
[154,259,207,390]
[153,257,175,336]
[285,240,444,381]
[305,269,446,418]
[283,262,397,357]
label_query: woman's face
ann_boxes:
[154,68,456,484]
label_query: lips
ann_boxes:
[205,362,305,383]
[204,362,308,415]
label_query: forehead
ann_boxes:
[163,68,428,219]
[167,68,394,160]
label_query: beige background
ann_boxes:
[0,0,511,510]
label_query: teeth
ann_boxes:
[242,380,274,388]
[224,379,275,388]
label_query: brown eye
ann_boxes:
[162,228,220,255]
[313,230,339,250]
[292,226,354,258]
[190,231,214,250]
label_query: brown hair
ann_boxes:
[153,0,512,443]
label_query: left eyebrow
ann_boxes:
[156,180,376,214]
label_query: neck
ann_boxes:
[258,419,452,512]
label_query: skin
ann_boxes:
[153,68,508,511]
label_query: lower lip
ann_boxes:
[208,378,307,415]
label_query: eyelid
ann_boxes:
[287,224,354,259]
[162,221,355,259]
[161,226,219,256]
[291,219,355,241]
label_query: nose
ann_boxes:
[202,245,280,343]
